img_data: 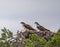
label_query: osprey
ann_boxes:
[35,22,50,31]
[21,22,36,31]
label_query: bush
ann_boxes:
[0,27,60,47]
[0,27,13,47]
[45,29,60,47]
[24,34,47,47]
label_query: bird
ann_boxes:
[21,22,36,31]
[35,22,50,31]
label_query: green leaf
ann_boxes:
[7,29,13,37]
[1,27,7,33]
[1,33,7,40]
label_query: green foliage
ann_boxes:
[7,29,13,38]
[45,29,60,47]
[24,29,60,47]
[0,27,13,47]
[24,34,47,47]
[29,34,39,41]
[0,27,60,47]
[24,39,34,47]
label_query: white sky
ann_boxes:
[0,0,60,34]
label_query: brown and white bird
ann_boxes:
[21,22,36,31]
[35,22,50,31]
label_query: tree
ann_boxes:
[24,34,47,47]
[0,27,13,47]
[45,29,60,47]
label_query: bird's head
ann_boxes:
[21,22,25,24]
[35,22,39,25]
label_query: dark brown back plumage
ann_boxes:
[35,22,50,31]
[21,22,36,31]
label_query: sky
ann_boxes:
[0,0,60,34]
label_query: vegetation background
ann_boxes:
[0,27,60,47]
